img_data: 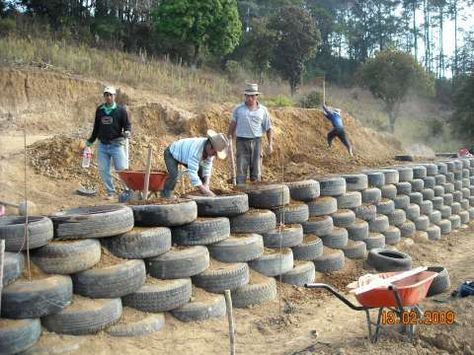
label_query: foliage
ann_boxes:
[268,6,320,95]
[452,73,474,140]
[262,95,295,107]
[299,90,323,108]
[152,0,242,66]
[0,17,15,35]
[358,50,435,132]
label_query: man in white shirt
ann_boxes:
[228,83,273,185]
[161,130,229,198]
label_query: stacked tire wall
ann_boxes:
[1,157,473,354]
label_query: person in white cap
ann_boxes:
[228,83,273,184]
[322,104,353,156]
[86,86,131,199]
[161,130,229,198]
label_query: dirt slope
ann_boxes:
[1,67,403,211]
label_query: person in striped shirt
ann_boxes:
[228,83,273,184]
[161,130,229,198]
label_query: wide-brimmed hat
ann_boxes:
[243,83,260,96]
[334,108,341,114]
[103,86,116,95]
[207,129,229,160]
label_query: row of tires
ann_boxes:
[2,157,474,354]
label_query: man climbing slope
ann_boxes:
[322,104,353,157]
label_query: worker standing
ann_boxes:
[86,86,131,199]
[228,83,273,185]
[161,130,229,198]
[322,104,353,156]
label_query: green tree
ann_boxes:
[452,73,474,140]
[268,6,320,95]
[358,50,435,132]
[152,0,242,66]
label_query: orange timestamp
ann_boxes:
[381,310,455,325]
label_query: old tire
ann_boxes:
[229,209,276,234]
[2,252,24,286]
[291,235,323,261]
[31,239,101,274]
[231,272,277,308]
[42,297,122,335]
[0,216,53,252]
[279,261,315,286]
[306,197,337,216]
[285,180,320,201]
[171,217,230,246]
[1,275,72,319]
[426,266,450,297]
[73,259,146,298]
[193,262,250,293]
[243,184,290,209]
[342,240,367,259]
[272,202,309,224]
[0,318,41,355]
[261,224,304,248]
[123,278,192,312]
[102,227,171,259]
[131,199,197,227]
[106,312,165,337]
[186,193,249,217]
[51,205,134,239]
[147,246,210,279]
[313,247,345,273]
[367,248,412,272]
[171,289,226,322]
[208,234,264,262]
[248,248,294,277]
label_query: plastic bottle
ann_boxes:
[82,146,92,168]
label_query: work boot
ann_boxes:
[105,193,116,201]
[349,147,354,157]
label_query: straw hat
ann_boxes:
[243,83,260,95]
[334,108,341,114]
[103,86,116,95]
[207,129,229,160]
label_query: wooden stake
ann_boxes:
[0,240,5,315]
[323,77,326,106]
[224,290,236,355]
[229,139,236,185]
[143,147,153,200]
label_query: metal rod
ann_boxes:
[305,283,366,311]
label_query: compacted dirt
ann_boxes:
[1,67,472,355]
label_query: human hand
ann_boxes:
[123,131,131,139]
[266,144,273,155]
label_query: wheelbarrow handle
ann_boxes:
[305,283,366,311]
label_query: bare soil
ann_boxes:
[1,68,473,355]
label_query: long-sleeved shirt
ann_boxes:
[169,137,213,187]
[231,102,272,138]
[88,104,131,145]
[323,105,343,130]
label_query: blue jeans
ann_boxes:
[97,142,127,195]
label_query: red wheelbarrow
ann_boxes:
[305,267,438,343]
[118,170,169,192]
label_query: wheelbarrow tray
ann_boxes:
[118,170,168,191]
[353,271,437,308]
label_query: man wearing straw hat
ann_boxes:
[322,104,353,157]
[161,130,229,198]
[228,83,273,185]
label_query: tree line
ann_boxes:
[0,0,473,138]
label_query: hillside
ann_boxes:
[0,67,405,211]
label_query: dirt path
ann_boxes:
[24,226,474,355]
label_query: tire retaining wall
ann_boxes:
[1,157,473,353]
